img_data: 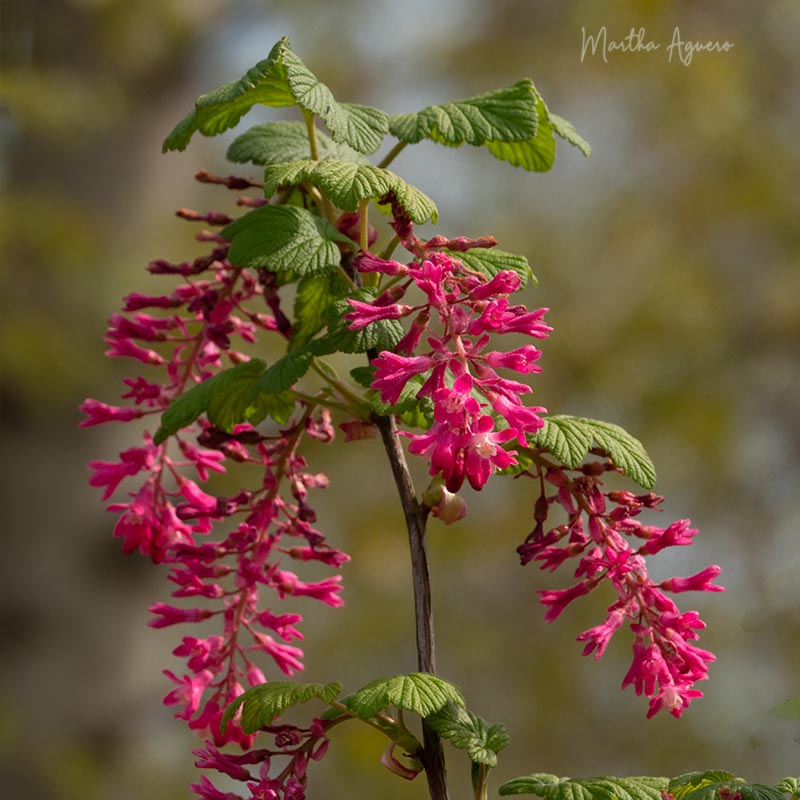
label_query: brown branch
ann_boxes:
[373,413,449,800]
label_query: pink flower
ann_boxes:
[660,565,724,594]
[79,398,143,427]
[148,602,215,628]
[163,668,214,720]
[371,352,432,405]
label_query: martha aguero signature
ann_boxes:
[580,26,734,66]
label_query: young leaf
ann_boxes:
[227,120,367,166]
[529,415,657,490]
[325,289,405,354]
[163,36,388,154]
[221,681,342,734]
[549,112,592,158]
[222,205,349,277]
[154,360,268,444]
[487,94,555,172]
[669,773,788,800]
[444,246,536,288]
[388,80,538,147]
[777,779,800,799]
[345,673,465,719]
[426,702,509,768]
[499,774,668,800]
[291,271,350,351]
[262,159,438,224]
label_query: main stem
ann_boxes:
[374,413,450,800]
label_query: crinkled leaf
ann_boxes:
[291,271,350,351]
[669,773,790,800]
[444,246,536,288]
[777,779,800,798]
[154,359,267,444]
[263,159,438,224]
[389,80,538,147]
[549,112,592,157]
[164,37,387,154]
[529,415,657,490]
[227,120,367,166]
[326,289,405,354]
[499,774,668,800]
[222,681,342,734]
[345,673,464,719]
[487,94,555,171]
[222,205,349,276]
[426,702,509,768]
[252,338,334,396]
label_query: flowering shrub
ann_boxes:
[82,36,798,800]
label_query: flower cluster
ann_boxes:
[518,459,723,718]
[191,720,332,800]
[81,178,348,750]
[345,236,551,494]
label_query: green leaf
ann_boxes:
[669,773,791,800]
[222,681,342,734]
[325,289,405,354]
[487,94,555,172]
[227,120,368,166]
[777,779,800,799]
[154,359,268,444]
[499,774,668,800]
[163,37,387,154]
[549,112,592,158]
[291,271,349,351]
[345,673,464,719]
[252,338,334,396]
[222,205,349,277]
[262,159,438,224]
[444,246,536,288]
[426,702,509,768]
[529,415,657,490]
[389,80,538,147]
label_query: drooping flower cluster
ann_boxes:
[190,719,332,800]
[518,459,723,718]
[81,176,349,752]
[345,235,551,494]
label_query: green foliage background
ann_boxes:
[1,1,798,798]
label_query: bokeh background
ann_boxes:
[2,0,799,798]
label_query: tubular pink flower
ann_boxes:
[660,565,724,593]
[344,299,413,329]
[79,398,143,427]
[371,352,432,405]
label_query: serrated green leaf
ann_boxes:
[154,359,268,444]
[222,205,348,277]
[263,159,438,225]
[777,779,800,798]
[227,120,368,166]
[349,365,376,388]
[426,702,509,768]
[163,37,387,154]
[669,772,738,800]
[291,272,349,351]
[222,681,342,734]
[487,94,555,171]
[389,80,538,147]
[500,774,668,800]
[444,247,536,288]
[325,289,405,354]
[669,773,789,800]
[549,112,592,157]
[252,339,333,396]
[529,415,657,490]
[345,673,464,719]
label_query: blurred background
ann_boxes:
[2,0,799,798]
